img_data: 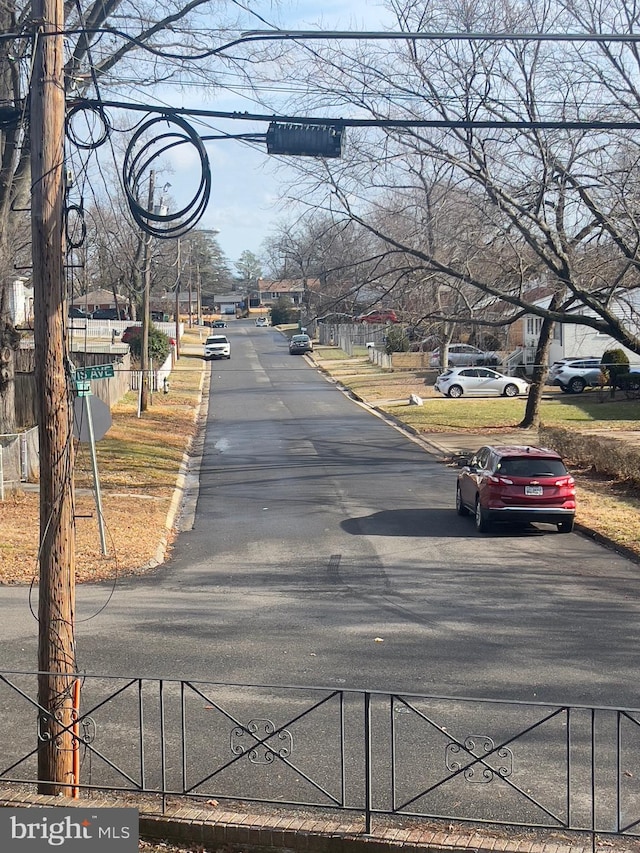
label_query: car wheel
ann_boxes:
[557,518,575,533]
[456,484,469,516]
[448,384,463,398]
[503,383,519,397]
[568,377,585,393]
[475,497,491,533]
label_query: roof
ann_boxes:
[257,278,320,293]
[72,289,125,305]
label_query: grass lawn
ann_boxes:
[381,393,640,432]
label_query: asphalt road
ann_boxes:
[2,320,640,708]
[4,320,640,831]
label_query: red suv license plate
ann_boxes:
[525,485,543,496]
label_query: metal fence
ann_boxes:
[1,670,639,848]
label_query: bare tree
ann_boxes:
[0,0,248,430]
[260,0,640,424]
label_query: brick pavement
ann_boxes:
[2,788,635,852]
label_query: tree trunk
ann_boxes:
[519,294,562,429]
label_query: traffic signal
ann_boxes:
[266,123,345,158]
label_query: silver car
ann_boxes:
[430,343,498,369]
[435,367,530,398]
[553,358,603,393]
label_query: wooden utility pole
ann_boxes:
[140,170,154,412]
[31,0,76,794]
[175,237,181,359]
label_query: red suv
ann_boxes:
[456,445,576,534]
[355,309,399,324]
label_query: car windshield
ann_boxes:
[206,336,227,344]
[495,457,568,477]
[292,336,309,342]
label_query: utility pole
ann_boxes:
[31,0,76,794]
[140,170,154,412]
[187,242,193,327]
[175,237,181,359]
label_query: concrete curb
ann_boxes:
[147,349,209,568]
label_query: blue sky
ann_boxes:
[156,0,395,269]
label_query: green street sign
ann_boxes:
[74,363,115,381]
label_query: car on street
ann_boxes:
[434,367,530,398]
[255,317,269,327]
[429,343,499,368]
[288,334,313,355]
[456,444,576,533]
[211,319,227,328]
[355,309,399,324]
[203,335,231,360]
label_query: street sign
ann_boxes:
[73,396,112,443]
[74,363,115,381]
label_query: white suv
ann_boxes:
[554,358,603,393]
[255,317,269,327]
[203,335,231,360]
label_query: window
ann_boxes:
[526,316,543,336]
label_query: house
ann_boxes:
[256,278,320,307]
[7,277,34,326]
[523,292,640,368]
[71,289,130,317]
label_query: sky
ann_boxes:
[142,0,395,270]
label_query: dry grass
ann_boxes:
[0,335,205,585]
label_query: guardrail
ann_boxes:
[1,670,639,849]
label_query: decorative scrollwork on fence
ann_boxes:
[445,735,513,783]
[230,719,293,765]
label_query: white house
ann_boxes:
[8,277,34,326]
[524,292,640,368]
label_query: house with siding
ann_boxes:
[256,278,320,307]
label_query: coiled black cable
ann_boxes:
[122,112,211,239]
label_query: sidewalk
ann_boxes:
[1,787,629,853]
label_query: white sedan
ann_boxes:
[435,367,530,398]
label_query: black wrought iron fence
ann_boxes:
[1,670,639,847]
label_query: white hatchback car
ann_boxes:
[255,317,269,327]
[435,367,530,398]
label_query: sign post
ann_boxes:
[73,369,114,556]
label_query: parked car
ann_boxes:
[547,357,592,384]
[121,325,142,344]
[355,309,399,324]
[211,319,227,328]
[434,367,530,398]
[68,307,88,319]
[553,358,604,393]
[255,317,269,327]
[430,343,499,368]
[289,334,313,355]
[203,335,231,360]
[456,444,576,533]
[91,308,129,320]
